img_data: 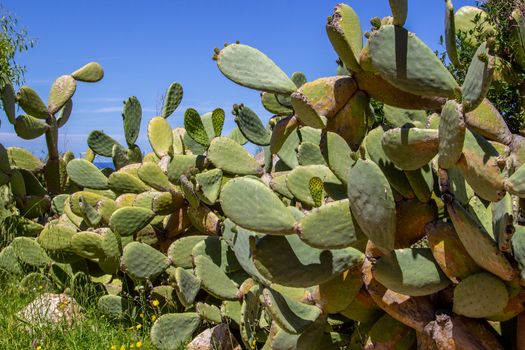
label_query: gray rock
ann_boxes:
[187,324,242,350]
[17,293,83,328]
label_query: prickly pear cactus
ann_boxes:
[4,1,525,349]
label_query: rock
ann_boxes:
[16,293,83,327]
[187,324,242,350]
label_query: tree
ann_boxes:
[441,0,525,133]
[0,5,35,88]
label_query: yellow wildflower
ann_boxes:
[136,324,142,330]
[110,346,116,350]
[130,345,135,349]
[151,314,157,321]
[36,347,42,350]
[120,346,126,350]
[140,313,144,318]
[136,341,143,348]
[151,299,160,307]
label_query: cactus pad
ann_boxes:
[121,241,169,281]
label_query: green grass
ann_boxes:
[0,276,154,350]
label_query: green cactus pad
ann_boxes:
[261,92,293,115]
[122,96,141,147]
[195,168,223,205]
[108,171,149,194]
[383,105,426,128]
[14,114,49,139]
[465,99,512,146]
[170,267,201,308]
[224,222,270,284]
[220,177,296,234]
[252,234,364,287]
[184,108,210,147]
[445,0,461,67]
[16,86,49,119]
[71,62,104,82]
[66,159,109,190]
[320,131,352,183]
[447,199,515,281]
[347,158,396,252]
[365,127,414,199]
[152,192,184,215]
[1,83,16,124]
[326,4,363,72]
[20,272,54,293]
[404,165,434,203]
[381,127,439,171]
[234,104,271,145]
[11,237,51,268]
[438,100,465,169]
[167,154,205,184]
[8,147,44,172]
[56,99,73,128]
[298,199,359,249]
[194,255,240,300]
[297,142,326,167]
[286,165,344,206]
[372,248,450,296]
[37,224,76,252]
[453,272,509,318]
[191,236,240,273]
[167,235,207,268]
[454,129,505,202]
[97,295,133,320]
[216,43,297,95]
[71,232,104,259]
[463,42,495,112]
[211,107,225,137]
[69,191,117,223]
[47,75,76,114]
[261,287,322,334]
[207,137,261,175]
[0,246,22,275]
[87,130,121,157]
[368,25,459,98]
[195,302,222,324]
[121,241,169,281]
[148,116,173,157]
[109,207,155,237]
[150,313,200,350]
[79,195,102,227]
[161,82,183,118]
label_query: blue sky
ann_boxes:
[1,0,476,158]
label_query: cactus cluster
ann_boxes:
[3,0,525,349]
